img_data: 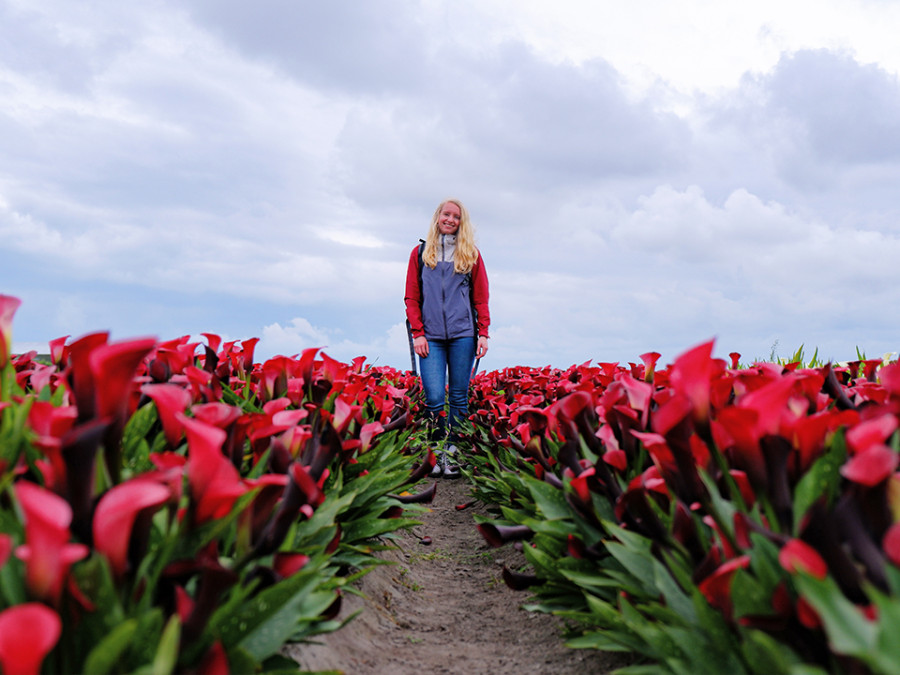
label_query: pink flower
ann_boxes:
[0,533,11,567]
[669,339,716,425]
[273,552,310,578]
[0,603,62,675]
[360,421,384,452]
[0,295,22,371]
[840,445,898,487]
[698,555,751,618]
[90,338,157,424]
[779,539,828,579]
[142,383,192,447]
[179,414,248,525]
[883,523,900,567]
[93,478,172,578]
[14,481,88,605]
[47,336,69,368]
[845,414,899,455]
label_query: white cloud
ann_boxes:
[3,0,900,372]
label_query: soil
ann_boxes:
[288,477,630,675]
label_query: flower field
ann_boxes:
[2,291,900,674]
[465,345,900,674]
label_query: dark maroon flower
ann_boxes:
[476,523,533,548]
[390,482,437,504]
[501,566,540,590]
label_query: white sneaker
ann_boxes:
[430,451,444,477]
[442,445,461,479]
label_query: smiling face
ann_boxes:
[437,201,461,235]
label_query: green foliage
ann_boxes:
[0,340,424,674]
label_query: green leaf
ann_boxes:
[122,401,159,471]
[794,574,876,655]
[740,628,811,675]
[68,556,127,659]
[213,564,329,663]
[731,567,778,620]
[340,516,421,543]
[150,615,180,675]
[651,556,696,624]
[128,607,165,671]
[792,437,845,534]
[82,619,139,675]
[527,478,571,520]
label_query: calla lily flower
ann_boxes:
[476,523,533,548]
[93,477,172,578]
[840,445,898,487]
[65,332,109,421]
[698,555,751,619]
[390,482,437,504]
[14,481,88,605]
[882,523,900,567]
[199,640,229,675]
[0,603,62,675]
[0,533,11,567]
[273,552,310,578]
[0,294,21,370]
[179,414,248,525]
[779,538,828,579]
[845,414,899,455]
[142,383,192,448]
[501,565,540,590]
[669,339,716,425]
[360,421,384,452]
[47,335,69,368]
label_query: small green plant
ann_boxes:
[408,549,452,563]
[394,567,423,592]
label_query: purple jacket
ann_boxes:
[404,234,490,341]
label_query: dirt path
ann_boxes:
[289,478,628,675]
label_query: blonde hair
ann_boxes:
[422,198,479,273]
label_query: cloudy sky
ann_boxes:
[3,0,900,371]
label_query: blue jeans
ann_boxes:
[419,336,476,443]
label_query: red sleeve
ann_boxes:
[472,252,490,338]
[404,247,425,338]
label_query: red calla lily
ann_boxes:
[0,294,21,369]
[93,477,172,578]
[0,533,10,567]
[14,481,88,605]
[179,414,248,524]
[698,555,751,618]
[845,413,899,455]
[883,523,900,567]
[273,552,310,578]
[669,339,715,425]
[0,603,61,675]
[840,445,898,487]
[779,538,828,579]
[142,383,192,447]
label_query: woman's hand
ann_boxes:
[414,336,429,358]
[476,336,489,359]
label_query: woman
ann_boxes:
[404,198,490,478]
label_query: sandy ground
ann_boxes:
[288,477,629,675]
